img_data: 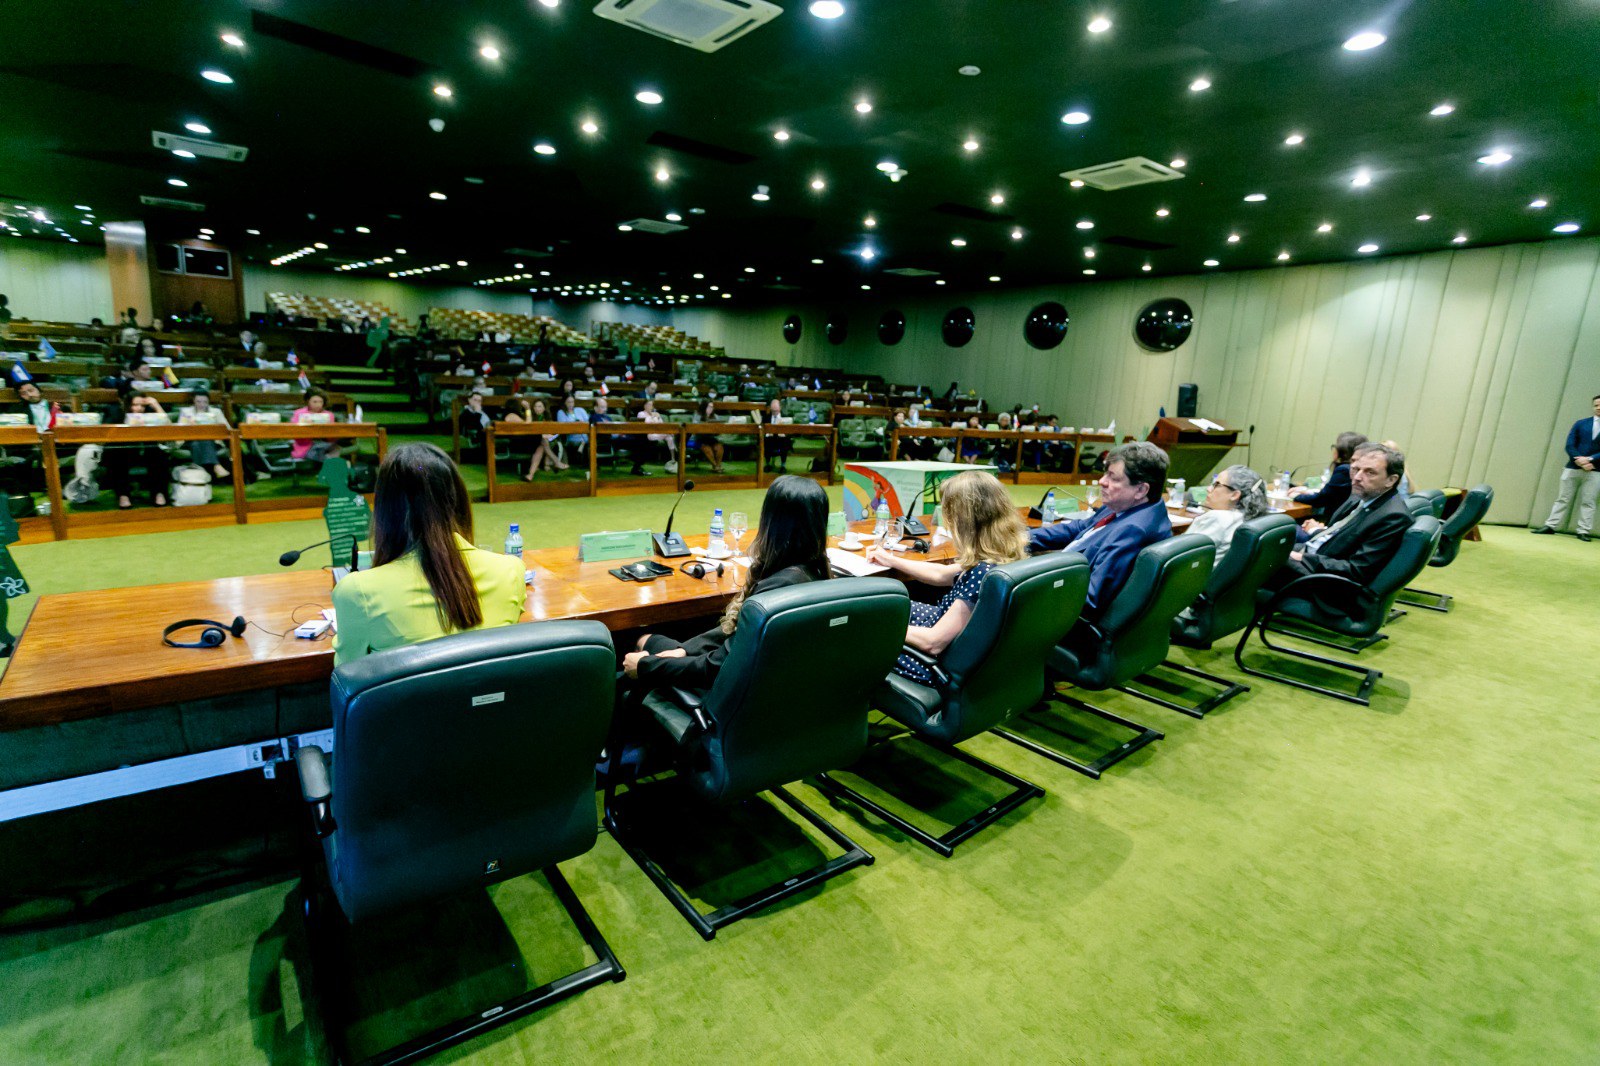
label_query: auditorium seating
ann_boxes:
[426,307,594,346]
[265,291,410,333]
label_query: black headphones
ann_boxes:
[163,616,248,649]
[679,560,726,580]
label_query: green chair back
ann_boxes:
[1173,513,1297,649]
[1430,484,1492,567]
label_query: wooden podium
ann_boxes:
[1147,417,1242,485]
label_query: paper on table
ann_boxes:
[827,547,890,576]
[1189,417,1225,432]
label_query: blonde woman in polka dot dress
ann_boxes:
[867,471,1030,683]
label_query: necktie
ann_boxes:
[1307,502,1362,554]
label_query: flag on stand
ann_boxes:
[48,401,60,430]
[160,365,180,388]
[297,368,311,391]
[548,363,557,379]
[481,360,492,375]
[287,350,298,367]
[8,362,33,386]
[599,381,609,396]
[624,368,633,382]
[37,338,56,361]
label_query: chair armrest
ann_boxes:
[899,644,950,688]
[656,685,716,737]
[295,745,336,838]
[1255,572,1368,628]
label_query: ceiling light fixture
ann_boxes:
[810,258,823,264]
[636,90,663,105]
[1203,259,1219,267]
[875,160,898,172]
[1156,208,1170,218]
[990,193,1005,205]
[1069,179,1085,188]
[356,226,370,233]
[751,186,770,201]
[855,99,873,113]
[773,129,790,141]
[859,248,876,261]
[167,178,188,187]
[538,0,559,7]
[172,149,195,158]
[533,142,556,155]
[429,191,447,200]
[1284,133,1304,146]
[1061,110,1090,125]
[665,212,682,221]
[1352,169,1373,187]
[581,120,599,134]
[1189,77,1212,92]
[988,275,1001,282]
[655,167,670,182]
[1169,158,1187,168]
[958,65,980,76]
[1430,103,1455,116]
[433,84,453,98]
[864,216,877,227]
[1452,234,1468,244]
[1317,222,1333,233]
[1342,31,1386,51]
[1277,251,1291,261]
[1141,263,1152,271]
[185,122,211,135]
[1477,150,1512,166]
[247,228,261,235]
[1529,198,1548,209]
[1227,233,1240,243]
[1553,223,1581,234]
[479,45,501,61]
[1011,228,1023,240]
[950,238,967,247]
[962,138,980,152]
[1415,213,1432,221]
[1075,219,1094,230]
[1244,193,1267,202]
[1087,15,1112,33]
[811,178,826,191]
[935,280,946,285]
[810,1,845,17]
[1083,269,1097,276]
[200,69,233,84]
[314,242,328,250]
[220,32,244,47]
[1358,243,1379,253]
[1083,248,1096,259]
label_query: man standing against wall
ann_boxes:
[1532,395,1600,542]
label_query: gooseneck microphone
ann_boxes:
[280,538,333,566]
[900,486,930,537]
[653,479,695,557]
[1027,486,1061,521]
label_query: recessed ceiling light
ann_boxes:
[1011,228,1023,240]
[859,248,876,261]
[1554,223,1581,234]
[433,84,453,98]
[636,90,663,105]
[811,258,823,264]
[515,262,525,268]
[990,193,1005,205]
[1351,169,1373,187]
[1243,193,1267,202]
[855,100,873,114]
[1203,259,1219,267]
[1141,263,1152,272]
[1083,269,1096,276]
[428,118,445,132]
[751,188,770,201]
[247,228,261,235]
[1343,30,1386,51]
[655,167,670,182]
[721,293,732,299]
[1277,251,1291,261]
[581,120,599,134]
[1452,233,1468,243]
[691,272,704,279]
[1189,77,1212,92]
[864,216,877,227]
[356,226,371,233]
[665,212,683,221]
[744,266,756,273]
[1477,150,1512,166]
[1076,219,1094,230]
[1529,198,1548,209]
[1083,248,1096,258]
[1284,133,1304,146]
[1317,222,1334,233]
[811,178,826,191]
[314,242,328,249]
[950,238,967,247]
[875,160,898,173]
[184,122,211,135]
[199,227,214,235]
[429,191,447,200]
[533,142,556,155]
[479,45,501,60]
[220,33,244,47]
[958,64,981,76]
[988,275,1001,282]
[1169,158,1187,169]
[1430,103,1455,116]
[1069,179,1085,188]
[1156,208,1170,218]
[962,139,980,152]
[1358,243,1379,253]
[167,178,188,187]
[773,129,790,142]
[1087,15,1112,33]
[456,260,467,266]
[1061,110,1090,125]
[1415,213,1432,221]
[201,69,233,84]
[810,1,845,17]
[935,279,946,285]
[172,149,195,158]
[1227,233,1241,243]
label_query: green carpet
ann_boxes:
[0,500,1596,1062]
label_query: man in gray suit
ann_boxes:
[1532,394,1600,542]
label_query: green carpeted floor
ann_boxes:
[0,495,1596,1063]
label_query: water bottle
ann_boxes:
[710,507,726,555]
[504,522,523,559]
[874,497,890,539]
[807,404,817,424]
[1278,470,1291,493]
[1172,477,1186,506]
[1042,490,1058,523]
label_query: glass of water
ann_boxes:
[882,517,905,554]
[728,510,749,562]
[1085,483,1100,510]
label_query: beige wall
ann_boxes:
[0,240,114,324]
[676,238,1600,526]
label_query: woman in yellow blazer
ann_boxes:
[333,443,525,665]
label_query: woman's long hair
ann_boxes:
[719,475,830,634]
[372,442,481,632]
[940,471,1029,571]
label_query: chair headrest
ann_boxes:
[944,553,1091,677]
[1099,534,1215,636]
[1442,484,1493,535]
[1370,515,1442,594]
[332,621,612,704]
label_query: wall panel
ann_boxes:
[0,240,112,324]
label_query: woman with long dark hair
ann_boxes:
[331,442,525,665]
[622,475,830,687]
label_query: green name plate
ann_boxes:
[579,529,655,562]
[827,511,847,536]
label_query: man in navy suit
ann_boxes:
[1532,395,1600,542]
[1029,441,1173,616]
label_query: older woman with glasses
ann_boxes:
[1187,464,1269,563]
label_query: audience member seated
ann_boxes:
[557,394,590,467]
[1289,430,1366,523]
[762,397,791,472]
[691,398,725,473]
[508,397,565,478]
[1187,464,1269,564]
[869,471,1029,683]
[331,443,526,665]
[622,475,831,687]
[13,381,51,431]
[104,393,172,509]
[179,390,232,480]
[458,392,492,462]
[291,388,342,464]
[635,398,675,475]
[1263,442,1412,614]
[960,414,984,463]
[1028,441,1173,616]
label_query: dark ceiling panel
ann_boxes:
[248,10,430,79]
[645,131,759,165]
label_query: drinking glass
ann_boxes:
[728,510,749,562]
[882,517,905,554]
[1085,484,1101,510]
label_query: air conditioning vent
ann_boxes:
[139,195,205,212]
[620,218,688,234]
[1060,156,1186,190]
[593,0,782,53]
[152,131,249,163]
[885,267,941,277]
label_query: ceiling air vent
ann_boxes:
[152,131,249,163]
[593,0,782,53]
[1060,157,1185,191]
[620,218,688,234]
[139,195,204,212]
[885,267,941,277]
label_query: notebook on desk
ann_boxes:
[827,547,889,577]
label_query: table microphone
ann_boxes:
[280,538,333,566]
[1027,486,1061,521]
[899,486,930,537]
[652,479,695,558]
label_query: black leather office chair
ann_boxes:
[606,578,909,939]
[995,535,1216,779]
[1399,484,1493,612]
[294,624,624,1065]
[814,554,1090,856]
[1123,513,1299,717]
[1234,515,1441,705]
